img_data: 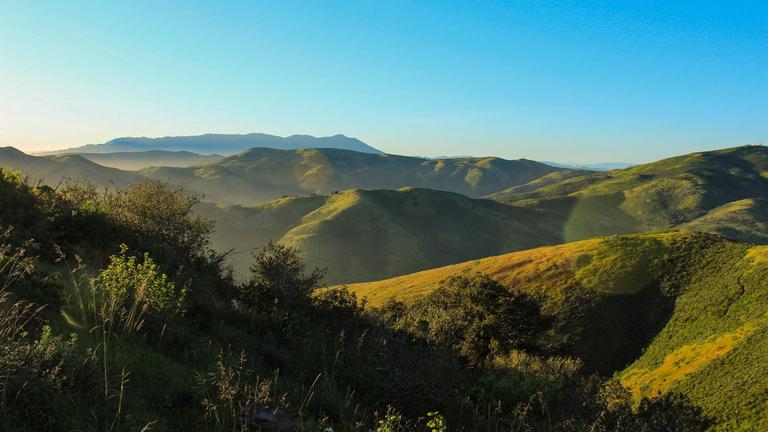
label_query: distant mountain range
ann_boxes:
[2,146,566,205]
[45,133,382,155]
[140,147,564,205]
[3,143,768,284]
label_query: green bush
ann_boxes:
[399,273,551,364]
[241,241,324,310]
[98,244,185,313]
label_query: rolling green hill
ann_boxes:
[143,147,565,205]
[341,231,768,430]
[198,187,563,283]
[491,145,768,243]
[0,146,141,189]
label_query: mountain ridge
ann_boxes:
[44,132,382,155]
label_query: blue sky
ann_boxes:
[0,1,766,163]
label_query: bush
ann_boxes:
[98,244,185,314]
[102,181,213,262]
[400,273,551,364]
[241,241,325,310]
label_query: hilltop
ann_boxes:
[143,147,564,205]
[47,133,382,155]
[492,145,768,243]
[342,231,768,429]
[198,187,563,283]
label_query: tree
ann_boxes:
[102,181,213,260]
[241,241,324,309]
[402,273,550,364]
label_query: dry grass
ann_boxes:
[745,245,768,266]
[340,231,694,307]
[621,318,763,401]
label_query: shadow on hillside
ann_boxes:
[569,283,676,374]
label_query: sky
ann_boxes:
[0,1,766,163]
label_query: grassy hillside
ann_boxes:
[143,147,565,205]
[0,146,140,189]
[491,145,768,243]
[74,150,223,170]
[199,187,563,283]
[342,231,768,430]
[681,198,768,243]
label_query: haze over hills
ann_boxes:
[73,150,223,171]
[142,147,565,205]
[197,187,563,283]
[46,133,382,155]
[341,231,768,429]
[0,146,141,188]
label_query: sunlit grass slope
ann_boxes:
[491,145,768,243]
[343,231,768,430]
[143,147,564,205]
[199,187,564,283]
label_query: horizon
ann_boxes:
[1,1,766,163]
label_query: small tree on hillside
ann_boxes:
[241,241,324,310]
[102,181,213,260]
[403,273,550,364]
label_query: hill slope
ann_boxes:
[491,145,768,243]
[197,188,563,283]
[50,133,382,155]
[0,146,140,188]
[342,231,768,430]
[146,147,565,205]
[73,150,223,170]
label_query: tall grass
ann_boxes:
[58,253,153,431]
[0,238,41,343]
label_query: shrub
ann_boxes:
[241,241,325,310]
[400,273,550,364]
[98,244,185,314]
[102,181,213,261]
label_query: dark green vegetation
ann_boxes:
[49,133,382,155]
[74,150,223,171]
[141,147,563,205]
[0,170,714,431]
[197,187,563,283]
[345,231,768,430]
[492,145,768,244]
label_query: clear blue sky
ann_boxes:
[1,1,766,163]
